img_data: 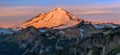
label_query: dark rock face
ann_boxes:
[0,27,120,55]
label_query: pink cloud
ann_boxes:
[0,22,13,28]
[0,3,120,17]
[73,11,112,15]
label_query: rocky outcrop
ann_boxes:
[0,26,120,55]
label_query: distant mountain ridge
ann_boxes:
[11,8,118,30]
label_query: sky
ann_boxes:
[0,0,120,28]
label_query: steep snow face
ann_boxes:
[20,8,83,29]
[0,28,13,34]
[78,29,84,38]
[104,24,118,28]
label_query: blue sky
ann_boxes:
[0,0,120,28]
[0,0,119,6]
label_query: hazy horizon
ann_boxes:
[0,0,120,28]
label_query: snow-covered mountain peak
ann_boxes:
[19,8,83,29]
[54,8,64,11]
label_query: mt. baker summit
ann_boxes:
[19,8,83,29]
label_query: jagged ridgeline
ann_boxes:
[0,8,120,55]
